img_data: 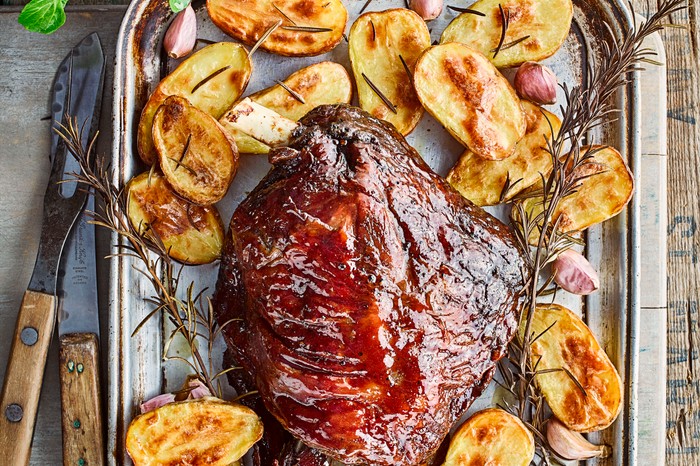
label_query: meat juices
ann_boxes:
[214,105,525,465]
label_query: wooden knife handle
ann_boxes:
[59,333,105,466]
[0,289,56,466]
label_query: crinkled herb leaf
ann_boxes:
[169,0,189,14]
[18,0,69,34]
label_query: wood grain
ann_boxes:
[0,290,56,466]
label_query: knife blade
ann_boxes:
[0,34,104,466]
[56,32,106,466]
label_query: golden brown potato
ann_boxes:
[440,0,573,68]
[126,171,225,264]
[153,96,238,205]
[126,397,263,466]
[206,0,347,57]
[221,62,352,154]
[447,101,561,206]
[443,408,535,466]
[414,43,526,160]
[137,42,251,164]
[525,304,622,432]
[349,9,431,135]
[517,145,634,243]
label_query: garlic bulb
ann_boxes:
[409,0,443,21]
[553,249,600,295]
[547,417,610,460]
[514,61,558,105]
[163,5,197,59]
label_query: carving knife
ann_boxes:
[55,32,106,466]
[0,33,104,465]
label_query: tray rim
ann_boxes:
[107,1,642,464]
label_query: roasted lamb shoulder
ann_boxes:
[214,104,525,465]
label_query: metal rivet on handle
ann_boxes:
[20,327,38,346]
[5,403,23,422]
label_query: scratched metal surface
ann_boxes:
[107,0,643,465]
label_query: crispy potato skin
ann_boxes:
[519,145,634,243]
[414,43,526,159]
[125,397,263,466]
[126,171,225,264]
[527,304,623,432]
[443,408,535,466]
[137,42,251,164]
[206,0,347,57]
[153,96,239,205]
[440,0,573,68]
[447,101,560,206]
[349,9,431,135]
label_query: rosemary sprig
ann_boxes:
[499,0,687,460]
[55,117,233,396]
[361,73,397,114]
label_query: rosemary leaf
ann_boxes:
[192,66,231,93]
[490,35,530,52]
[281,25,333,33]
[446,5,486,16]
[250,20,282,57]
[359,0,372,14]
[167,156,196,175]
[361,73,397,114]
[272,3,297,25]
[275,80,306,104]
[174,133,192,172]
[493,4,509,58]
[399,54,413,81]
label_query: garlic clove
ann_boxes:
[547,417,610,460]
[409,0,443,21]
[163,5,197,59]
[139,393,176,413]
[553,248,600,295]
[514,61,558,105]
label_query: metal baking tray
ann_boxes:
[108,0,640,464]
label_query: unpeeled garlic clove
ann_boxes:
[547,417,610,460]
[553,249,600,295]
[514,61,558,105]
[163,5,197,59]
[409,0,443,21]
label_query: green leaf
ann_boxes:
[169,0,189,13]
[18,0,68,34]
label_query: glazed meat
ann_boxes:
[214,105,525,465]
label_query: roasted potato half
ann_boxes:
[221,61,352,154]
[447,101,560,206]
[126,171,225,264]
[443,408,535,466]
[349,9,431,135]
[206,0,347,57]
[137,42,251,164]
[153,96,238,205]
[440,0,573,68]
[518,145,634,243]
[525,304,623,432]
[414,43,526,160]
[126,397,263,466]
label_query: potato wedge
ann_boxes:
[221,62,352,154]
[126,397,263,466]
[206,0,347,57]
[518,145,634,243]
[153,96,238,205]
[126,171,225,264]
[440,0,573,68]
[443,408,534,466]
[349,9,431,135]
[525,304,623,432]
[137,42,251,164]
[447,101,560,206]
[414,43,526,160]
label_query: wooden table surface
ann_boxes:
[0,0,697,464]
